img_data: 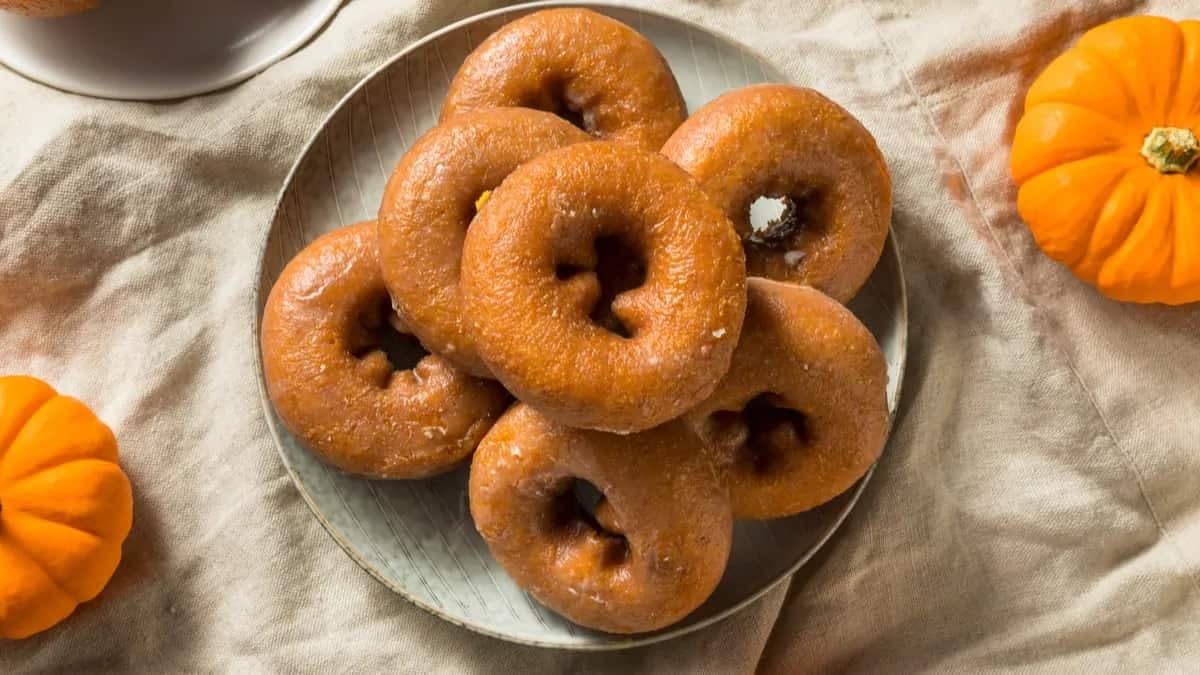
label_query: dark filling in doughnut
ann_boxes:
[349,295,429,373]
[589,236,646,338]
[555,263,587,280]
[550,478,629,566]
[708,394,809,475]
[745,191,824,253]
[556,235,647,339]
[554,101,588,134]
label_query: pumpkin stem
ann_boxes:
[1140,127,1199,174]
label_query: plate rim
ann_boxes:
[0,0,344,101]
[250,0,909,651]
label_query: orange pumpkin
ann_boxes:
[0,375,133,640]
[1011,16,1200,305]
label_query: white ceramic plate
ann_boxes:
[0,0,341,100]
[253,1,908,650]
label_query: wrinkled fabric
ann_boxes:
[2,0,1198,672]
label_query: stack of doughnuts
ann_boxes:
[262,8,892,634]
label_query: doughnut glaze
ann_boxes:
[469,404,733,634]
[461,141,747,433]
[378,108,590,377]
[441,8,687,150]
[662,84,892,302]
[261,222,510,479]
[686,277,889,519]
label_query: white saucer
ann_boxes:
[0,0,342,100]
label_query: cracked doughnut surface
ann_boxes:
[378,108,591,377]
[662,84,892,302]
[261,222,510,479]
[441,8,687,150]
[469,404,733,634]
[461,142,747,433]
[686,278,889,519]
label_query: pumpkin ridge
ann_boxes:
[0,456,120,492]
[1079,16,1183,124]
[1170,180,1198,289]
[1097,180,1176,298]
[1138,18,1184,123]
[2,509,106,603]
[1014,149,1140,196]
[1024,47,1140,124]
[0,454,121,485]
[1069,44,1146,122]
[1165,188,1177,292]
[0,539,79,640]
[0,377,55,464]
[1,397,118,485]
[1029,100,1133,134]
[1166,52,1185,126]
[1161,29,1186,125]
[1010,103,1138,184]
[3,508,105,548]
[0,459,132,539]
[0,518,83,604]
[1079,168,1151,279]
[1171,21,1200,124]
[1019,157,1133,269]
[1,489,113,541]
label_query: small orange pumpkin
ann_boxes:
[0,375,133,640]
[1011,15,1200,305]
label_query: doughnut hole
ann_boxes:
[547,478,630,567]
[468,405,735,632]
[706,393,809,476]
[554,263,588,280]
[523,79,592,134]
[346,293,430,386]
[553,234,647,339]
[552,98,590,135]
[744,189,828,264]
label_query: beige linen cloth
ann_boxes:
[2,0,1199,672]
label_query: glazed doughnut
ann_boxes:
[0,0,95,16]
[461,141,746,433]
[686,278,889,519]
[378,108,590,378]
[661,84,892,303]
[261,222,510,479]
[441,8,687,150]
[469,404,733,634]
